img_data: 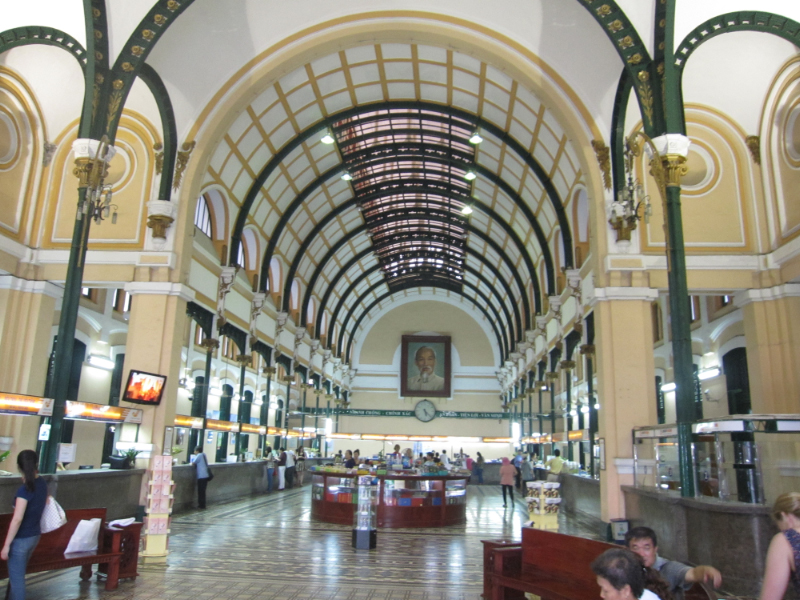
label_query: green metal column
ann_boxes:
[661,0,695,498]
[234,362,247,456]
[218,384,232,462]
[43,185,92,473]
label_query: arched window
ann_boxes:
[306,298,316,328]
[236,243,245,268]
[269,258,282,297]
[194,195,213,238]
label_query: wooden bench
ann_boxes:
[0,507,123,591]
[483,528,717,600]
[485,528,615,600]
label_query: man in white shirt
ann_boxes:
[285,448,296,488]
[441,450,451,469]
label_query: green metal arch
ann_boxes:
[137,63,178,199]
[675,11,800,73]
[0,26,88,71]
[574,0,660,132]
[340,277,508,362]
[674,11,800,134]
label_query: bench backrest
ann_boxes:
[0,507,108,556]
[521,527,616,587]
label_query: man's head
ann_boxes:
[442,450,447,455]
[414,346,437,381]
[554,449,561,457]
[194,446,202,454]
[624,527,658,568]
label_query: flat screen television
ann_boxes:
[122,370,167,406]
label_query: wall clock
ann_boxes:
[414,399,436,422]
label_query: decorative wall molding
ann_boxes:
[124,281,195,303]
[0,274,63,299]
[589,287,659,304]
[734,283,800,307]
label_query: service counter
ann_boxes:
[0,468,145,520]
[311,471,468,528]
[623,485,773,597]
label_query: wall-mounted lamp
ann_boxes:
[698,367,720,381]
[341,172,353,181]
[87,355,115,370]
[660,382,676,393]
[469,132,483,145]
[320,131,335,144]
[464,171,477,181]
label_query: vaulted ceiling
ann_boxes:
[201,42,587,360]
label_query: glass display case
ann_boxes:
[353,475,377,549]
[445,477,467,505]
[632,425,680,492]
[633,415,800,504]
[310,471,469,527]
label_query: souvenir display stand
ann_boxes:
[140,455,174,563]
[525,481,560,530]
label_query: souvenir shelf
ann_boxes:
[141,455,175,562]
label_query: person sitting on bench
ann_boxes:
[626,526,722,600]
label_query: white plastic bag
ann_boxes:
[64,518,101,554]
[40,496,67,533]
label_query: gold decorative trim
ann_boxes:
[591,140,611,190]
[662,154,688,188]
[200,338,219,351]
[560,360,576,371]
[579,344,595,356]
[147,214,174,239]
[154,142,164,174]
[545,371,559,381]
[235,353,252,366]
[173,140,196,189]
[746,135,761,165]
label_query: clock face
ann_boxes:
[414,399,436,422]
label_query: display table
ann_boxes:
[311,472,468,528]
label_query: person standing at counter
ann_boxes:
[264,445,276,493]
[499,457,518,507]
[474,452,485,484]
[277,447,287,490]
[441,450,451,470]
[285,448,296,488]
[353,449,360,465]
[191,446,212,509]
[295,447,306,487]
[545,449,565,482]
[513,451,524,490]
[344,450,356,469]
[520,455,533,489]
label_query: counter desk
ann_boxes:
[311,471,468,528]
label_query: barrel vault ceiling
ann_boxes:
[201,42,585,361]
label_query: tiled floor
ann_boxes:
[21,485,599,600]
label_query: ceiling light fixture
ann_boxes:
[461,205,473,215]
[464,171,477,181]
[341,172,353,181]
[320,131,335,144]
[661,382,677,393]
[469,132,483,144]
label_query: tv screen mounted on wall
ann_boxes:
[123,370,167,406]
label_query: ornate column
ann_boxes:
[591,287,658,520]
[735,285,800,413]
[0,278,62,458]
